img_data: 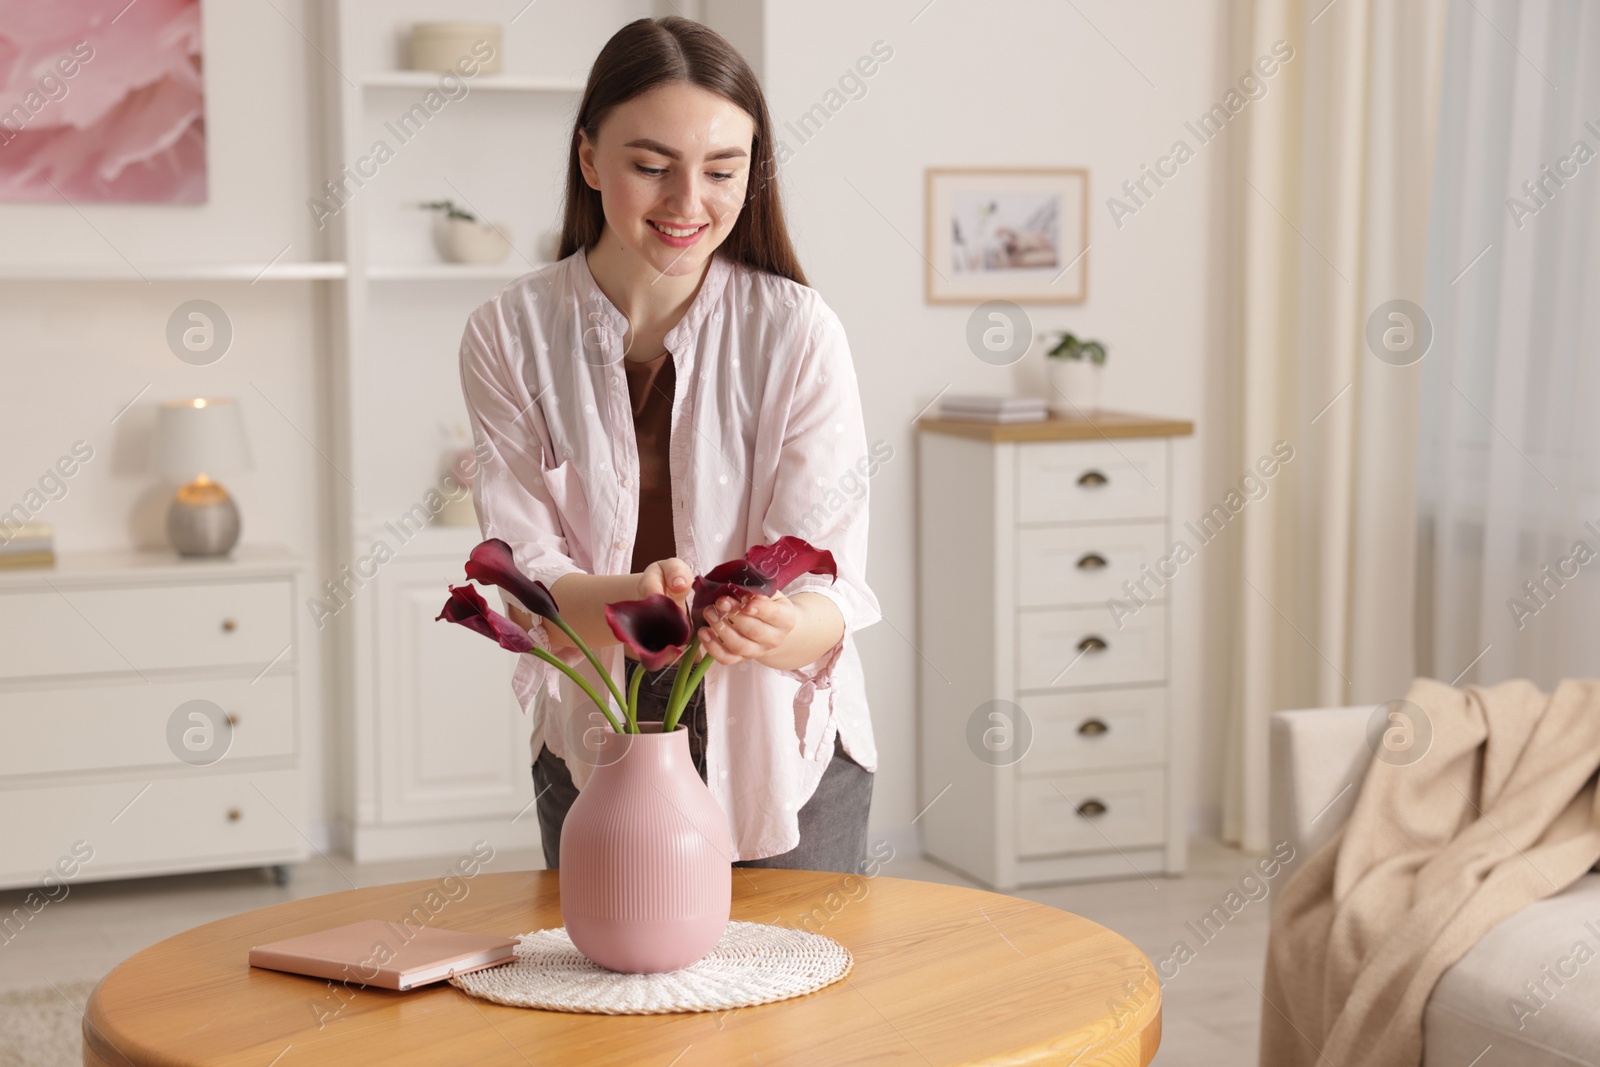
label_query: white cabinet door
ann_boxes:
[376,561,534,823]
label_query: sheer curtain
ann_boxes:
[1221,0,1449,849]
[1417,0,1600,689]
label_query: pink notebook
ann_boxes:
[249,920,517,991]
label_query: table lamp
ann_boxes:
[156,398,252,557]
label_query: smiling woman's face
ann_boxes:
[578,82,755,280]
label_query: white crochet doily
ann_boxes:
[450,921,853,1014]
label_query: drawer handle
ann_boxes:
[1077,718,1109,737]
[1077,470,1108,487]
[1075,552,1108,571]
[221,618,238,633]
[1077,635,1108,653]
[226,808,242,822]
[1076,799,1108,818]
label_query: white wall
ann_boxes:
[757,0,1237,840]
[0,1,339,843]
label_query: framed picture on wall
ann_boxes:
[925,167,1088,303]
[0,0,208,203]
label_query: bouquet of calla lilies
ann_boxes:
[436,536,837,734]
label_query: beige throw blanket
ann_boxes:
[1260,678,1600,1066]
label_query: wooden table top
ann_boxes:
[84,869,1161,1066]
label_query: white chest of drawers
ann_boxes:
[0,548,306,890]
[916,412,1193,889]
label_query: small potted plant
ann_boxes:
[1044,331,1108,415]
[418,199,513,264]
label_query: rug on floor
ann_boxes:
[0,978,99,1067]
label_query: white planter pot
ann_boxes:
[1047,359,1103,415]
[433,216,513,264]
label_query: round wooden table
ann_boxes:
[84,869,1161,1066]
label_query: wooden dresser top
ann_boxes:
[918,409,1194,442]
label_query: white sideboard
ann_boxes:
[0,548,306,890]
[916,412,1194,889]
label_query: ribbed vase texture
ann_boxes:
[559,723,733,973]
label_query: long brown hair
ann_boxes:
[557,17,807,287]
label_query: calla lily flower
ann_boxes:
[436,583,534,654]
[464,538,560,619]
[605,594,692,671]
[438,535,834,737]
[692,536,837,625]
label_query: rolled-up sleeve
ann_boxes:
[759,299,882,756]
[459,303,586,704]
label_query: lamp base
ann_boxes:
[168,479,241,557]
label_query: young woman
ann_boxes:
[458,17,880,874]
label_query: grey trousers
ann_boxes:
[531,658,874,874]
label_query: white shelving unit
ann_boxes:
[319,0,667,862]
[0,262,347,281]
[367,262,546,281]
[362,72,586,93]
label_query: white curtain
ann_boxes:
[1223,0,1450,849]
[1417,1,1600,690]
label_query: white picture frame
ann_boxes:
[925,167,1089,304]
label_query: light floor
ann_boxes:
[0,838,1267,1065]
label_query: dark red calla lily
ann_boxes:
[691,536,837,626]
[464,538,561,619]
[605,594,692,671]
[436,583,534,654]
[744,535,838,590]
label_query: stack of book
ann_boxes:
[938,394,1049,423]
[0,523,55,569]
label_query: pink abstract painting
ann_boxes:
[0,0,207,203]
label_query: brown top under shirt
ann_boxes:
[624,352,676,575]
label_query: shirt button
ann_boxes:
[621,477,633,488]
[613,539,626,550]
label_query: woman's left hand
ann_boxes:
[699,591,798,666]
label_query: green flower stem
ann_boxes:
[525,646,623,734]
[663,637,700,729]
[663,650,714,734]
[626,656,644,734]
[546,615,629,712]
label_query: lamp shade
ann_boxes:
[156,398,252,481]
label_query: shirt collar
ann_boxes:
[573,248,732,357]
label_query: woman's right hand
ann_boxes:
[639,557,695,611]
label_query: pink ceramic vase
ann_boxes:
[559,722,733,973]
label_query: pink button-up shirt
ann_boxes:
[459,249,880,862]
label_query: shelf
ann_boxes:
[361,72,585,93]
[0,262,348,282]
[367,262,546,281]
